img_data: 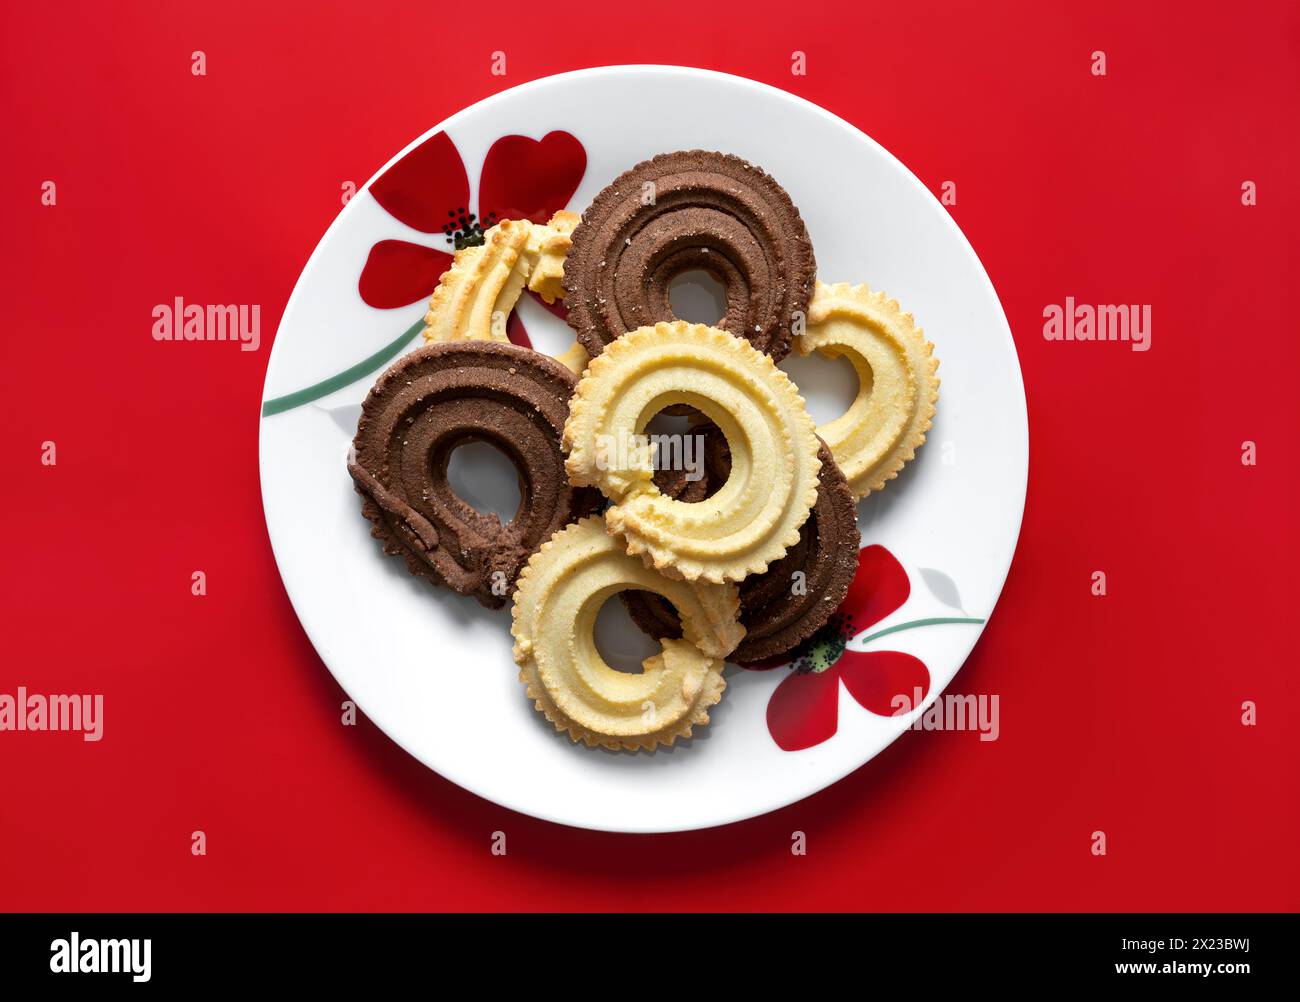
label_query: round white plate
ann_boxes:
[259,66,1028,833]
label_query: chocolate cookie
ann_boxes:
[564,151,816,362]
[622,436,859,663]
[348,341,600,609]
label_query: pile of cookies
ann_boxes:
[348,150,939,752]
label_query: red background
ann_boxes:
[2,1,1297,911]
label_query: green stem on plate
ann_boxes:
[261,317,426,417]
[857,616,985,646]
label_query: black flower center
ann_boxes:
[788,612,854,674]
[441,207,498,250]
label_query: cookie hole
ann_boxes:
[668,270,728,326]
[446,441,522,522]
[779,351,862,424]
[643,409,722,503]
[593,595,664,674]
[513,291,576,359]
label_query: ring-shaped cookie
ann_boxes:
[797,282,940,499]
[623,438,859,663]
[422,211,589,374]
[348,340,599,609]
[563,150,816,362]
[563,322,821,583]
[512,516,744,751]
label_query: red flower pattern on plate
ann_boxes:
[263,132,584,416]
[358,130,586,317]
[750,545,934,752]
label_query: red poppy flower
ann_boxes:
[358,130,586,316]
[262,131,585,418]
[756,545,934,752]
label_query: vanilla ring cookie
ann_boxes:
[564,322,821,583]
[797,282,939,499]
[512,516,744,751]
[524,211,575,307]
[422,210,589,374]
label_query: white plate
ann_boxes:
[259,66,1028,833]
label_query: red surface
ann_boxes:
[2,1,1297,911]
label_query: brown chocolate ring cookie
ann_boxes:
[348,341,600,609]
[623,436,858,663]
[564,150,816,362]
